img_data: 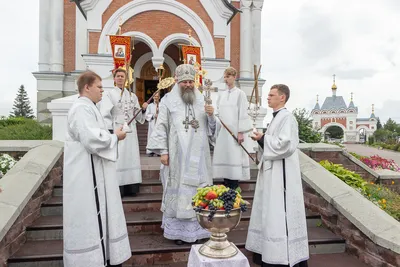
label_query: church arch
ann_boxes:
[134,52,177,79]
[98,0,216,58]
[321,122,346,141]
[122,31,158,57]
[159,33,202,57]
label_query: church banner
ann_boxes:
[181,45,201,66]
[181,45,202,85]
[109,35,132,70]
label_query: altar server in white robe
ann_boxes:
[99,68,148,197]
[145,91,160,156]
[246,84,309,267]
[147,64,216,245]
[63,71,131,267]
[213,67,252,189]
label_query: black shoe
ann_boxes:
[174,240,184,245]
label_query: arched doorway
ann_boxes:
[324,125,344,143]
[135,61,171,105]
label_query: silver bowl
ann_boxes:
[196,208,242,259]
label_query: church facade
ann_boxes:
[35,0,266,140]
[311,79,377,143]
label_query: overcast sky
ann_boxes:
[0,0,399,123]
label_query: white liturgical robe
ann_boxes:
[245,108,309,266]
[98,87,145,186]
[147,85,216,242]
[145,102,158,155]
[63,96,131,267]
[213,87,252,181]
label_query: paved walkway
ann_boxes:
[344,144,400,165]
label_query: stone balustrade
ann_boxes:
[0,141,64,267]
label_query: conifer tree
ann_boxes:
[10,85,35,119]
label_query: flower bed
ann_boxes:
[0,153,17,179]
[349,152,400,172]
[320,160,400,221]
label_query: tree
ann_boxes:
[376,118,382,129]
[10,85,34,119]
[292,108,322,143]
[383,118,398,132]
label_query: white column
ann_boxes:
[50,0,64,72]
[240,0,252,78]
[251,0,263,67]
[38,0,51,71]
[75,7,88,70]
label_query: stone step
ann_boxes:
[41,191,257,216]
[53,178,258,196]
[9,227,346,266]
[27,210,321,241]
[130,253,368,267]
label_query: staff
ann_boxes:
[216,115,256,163]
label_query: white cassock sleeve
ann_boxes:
[146,102,169,155]
[70,105,118,161]
[263,116,299,161]
[133,94,146,124]
[98,91,114,131]
[238,90,252,133]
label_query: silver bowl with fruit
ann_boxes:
[192,185,248,259]
[196,208,241,258]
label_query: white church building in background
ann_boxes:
[311,77,377,143]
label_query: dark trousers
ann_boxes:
[253,253,308,267]
[223,179,239,190]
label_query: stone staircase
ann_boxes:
[137,123,149,155]
[7,157,368,267]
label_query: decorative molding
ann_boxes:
[122,31,158,56]
[98,0,216,58]
[159,33,201,57]
[133,52,177,79]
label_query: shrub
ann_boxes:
[0,119,51,140]
[320,160,400,221]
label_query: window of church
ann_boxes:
[349,126,353,130]
[349,121,353,124]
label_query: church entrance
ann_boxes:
[135,60,171,105]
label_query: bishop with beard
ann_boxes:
[146,64,216,245]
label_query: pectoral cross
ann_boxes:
[183,117,190,131]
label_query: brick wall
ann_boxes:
[0,156,63,266]
[64,0,76,72]
[65,0,241,73]
[303,182,400,267]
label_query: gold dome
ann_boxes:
[331,83,337,90]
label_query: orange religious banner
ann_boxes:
[181,45,201,66]
[181,45,203,85]
[109,35,131,70]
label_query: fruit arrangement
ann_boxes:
[192,185,248,221]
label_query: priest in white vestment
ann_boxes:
[246,84,309,267]
[98,68,148,197]
[147,64,216,245]
[63,71,131,267]
[213,67,252,189]
[145,92,160,156]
